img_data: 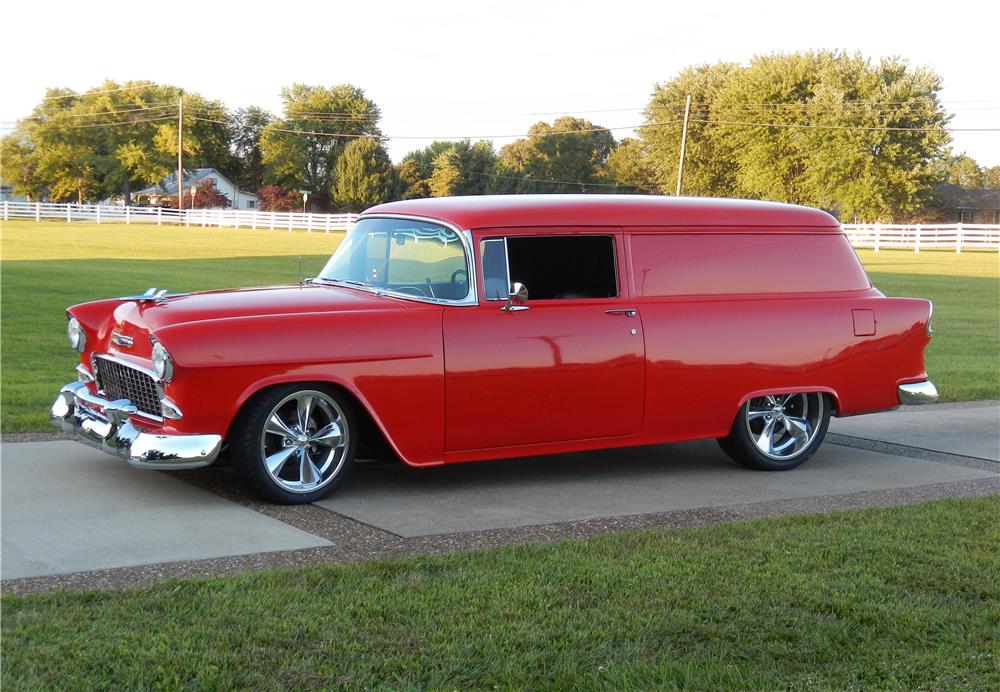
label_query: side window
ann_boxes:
[480,239,510,300]
[481,235,617,301]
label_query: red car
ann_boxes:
[52,195,937,503]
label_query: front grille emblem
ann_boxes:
[111,332,134,348]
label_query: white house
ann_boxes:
[135,168,258,209]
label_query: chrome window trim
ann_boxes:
[322,214,479,307]
[481,232,621,301]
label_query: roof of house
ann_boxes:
[935,184,1000,210]
[364,195,841,231]
[136,168,243,197]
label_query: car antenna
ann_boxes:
[298,256,303,288]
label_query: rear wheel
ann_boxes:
[232,384,357,503]
[717,392,830,470]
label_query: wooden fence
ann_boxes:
[840,223,999,253]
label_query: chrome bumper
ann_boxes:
[50,381,221,469]
[898,380,939,405]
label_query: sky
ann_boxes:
[2,0,998,166]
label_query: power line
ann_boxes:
[41,83,166,100]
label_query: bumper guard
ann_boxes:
[50,382,221,469]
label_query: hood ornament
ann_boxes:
[120,287,170,303]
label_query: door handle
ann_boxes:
[605,308,637,317]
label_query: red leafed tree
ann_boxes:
[256,185,300,211]
[163,180,233,209]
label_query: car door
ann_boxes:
[443,229,645,452]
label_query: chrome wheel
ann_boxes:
[259,390,349,494]
[744,393,824,460]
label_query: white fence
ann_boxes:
[841,223,1000,253]
[2,201,359,233]
[4,202,1000,252]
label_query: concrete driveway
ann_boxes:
[2,401,997,589]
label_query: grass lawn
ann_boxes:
[3,496,998,689]
[1,222,997,431]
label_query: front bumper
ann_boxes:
[51,381,222,469]
[898,380,939,405]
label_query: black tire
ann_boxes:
[231,383,357,504]
[717,392,831,471]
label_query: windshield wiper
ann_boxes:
[315,277,379,293]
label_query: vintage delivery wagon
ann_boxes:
[52,195,937,503]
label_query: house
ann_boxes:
[135,168,258,210]
[0,177,29,203]
[934,184,1000,224]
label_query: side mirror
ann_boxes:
[502,282,529,312]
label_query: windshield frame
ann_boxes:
[316,213,479,307]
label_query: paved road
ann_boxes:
[2,401,997,587]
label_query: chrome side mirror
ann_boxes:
[502,282,529,312]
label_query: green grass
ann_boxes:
[3,497,998,689]
[1,224,997,431]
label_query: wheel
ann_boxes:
[717,392,830,470]
[231,384,357,503]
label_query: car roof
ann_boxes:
[362,195,841,231]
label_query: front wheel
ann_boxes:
[231,384,357,503]
[717,392,830,470]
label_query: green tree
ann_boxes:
[640,62,742,197]
[396,141,468,199]
[641,52,951,220]
[941,154,985,187]
[428,140,496,196]
[495,117,615,193]
[261,84,382,207]
[229,106,272,191]
[331,137,396,211]
[983,166,1000,188]
[1,81,233,204]
[604,138,656,193]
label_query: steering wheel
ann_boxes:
[450,269,468,286]
[394,285,429,297]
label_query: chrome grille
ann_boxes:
[94,356,162,418]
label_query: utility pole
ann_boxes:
[675,94,692,196]
[177,94,184,210]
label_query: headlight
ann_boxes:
[67,316,86,352]
[151,341,174,381]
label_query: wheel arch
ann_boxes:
[227,377,409,466]
[734,386,842,420]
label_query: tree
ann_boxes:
[396,141,466,199]
[641,52,951,220]
[229,106,272,192]
[495,117,615,193]
[261,84,382,207]
[428,140,496,196]
[161,179,232,209]
[256,185,301,211]
[940,154,984,187]
[1,81,233,204]
[330,138,396,212]
[984,166,1000,189]
[604,138,656,193]
[640,62,742,197]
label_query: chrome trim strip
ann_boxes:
[51,382,219,469]
[160,396,183,420]
[926,299,934,336]
[346,213,479,306]
[76,363,95,384]
[898,380,939,405]
[111,332,134,348]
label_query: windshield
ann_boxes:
[319,218,469,301]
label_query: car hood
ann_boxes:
[129,284,416,330]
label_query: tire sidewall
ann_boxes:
[726,393,832,470]
[232,383,358,504]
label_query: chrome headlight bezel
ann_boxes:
[67,316,86,352]
[151,341,174,382]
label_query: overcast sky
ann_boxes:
[3,0,997,166]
